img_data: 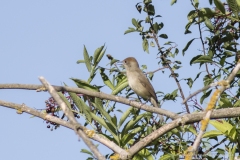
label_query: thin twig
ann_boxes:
[182,81,219,104]
[150,27,190,113]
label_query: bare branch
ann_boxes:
[182,81,219,104]
[0,83,178,119]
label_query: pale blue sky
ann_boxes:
[0,1,211,160]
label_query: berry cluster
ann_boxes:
[45,97,60,130]
[44,92,80,130]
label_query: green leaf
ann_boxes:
[159,154,178,160]
[71,78,99,91]
[132,18,138,27]
[153,22,159,34]
[214,0,225,14]
[142,38,149,53]
[76,60,85,64]
[210,120,237,141]
[87,66,98,83]
[200,89,212,104]
[111,76,128,95]
[191,55,213,64]
[80,149,94,156]
[121,126,142,146]
[228,145,237,160]
[233,100,240,107]
[203,130,223,138]
[219,97,233,108]
[200,8,216,18]
[83,45,92,72]
[190,55,201,65]
[96,48,106,66]
[122,112,152,135]
[159,34,168,39]
[185,78,193,88]
[194,71,203,81]
[163,89,178,101]
[118,107,133,129]
[143,0,152,4]
[93,98,117,129]
[90,112,119,142]
[57,92,72,109]
[147,4,155,16]
[227,0,239,18]
[124,27,136,35]
[99,68,114,90]
[136,149,154,160]
[194,0,199,8]
[110,59,119,66]
[150,41,155,47]
[170,0,177,5]
[93,45,105,66]
[182,38,196,56]
[204,18,214,30]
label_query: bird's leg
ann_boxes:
[137,95,143,103]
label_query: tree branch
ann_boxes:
[40,77,106,160]
[0,83,178,119]
[0,99,128,157]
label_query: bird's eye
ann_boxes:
[124,60,127,63]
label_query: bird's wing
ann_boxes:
[138,72,158,102]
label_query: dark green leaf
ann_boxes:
[191,55,213,64]
[190,55,201,65]
[214,0,225,14]
[96,48,106,65]
[175,60,181,64]
[200,89,212,104]
[194,72,203,81]
[83,45,92,72]
[111,77,128,95]
[153,22,158,33]
[185,78,193,88]
[93,45,105,66]
[143,0,152,4]
[124,27,136,35]
[99,68,114,90]
[163,89,178,101]
[118,107,133,129]
[227,0,239,18]
[142,38,149,53]
[122,112,152,135]
[182,38,196,56]
[204,18,214,30]
[93,98,116,129]
[220,56,226,66]
[147,4,155,16]
[132,18,138,27]
[194,0,199,8]
[159,34,168,39]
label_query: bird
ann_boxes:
[122,57,159,108]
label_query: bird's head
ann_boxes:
[122,57,139,71]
